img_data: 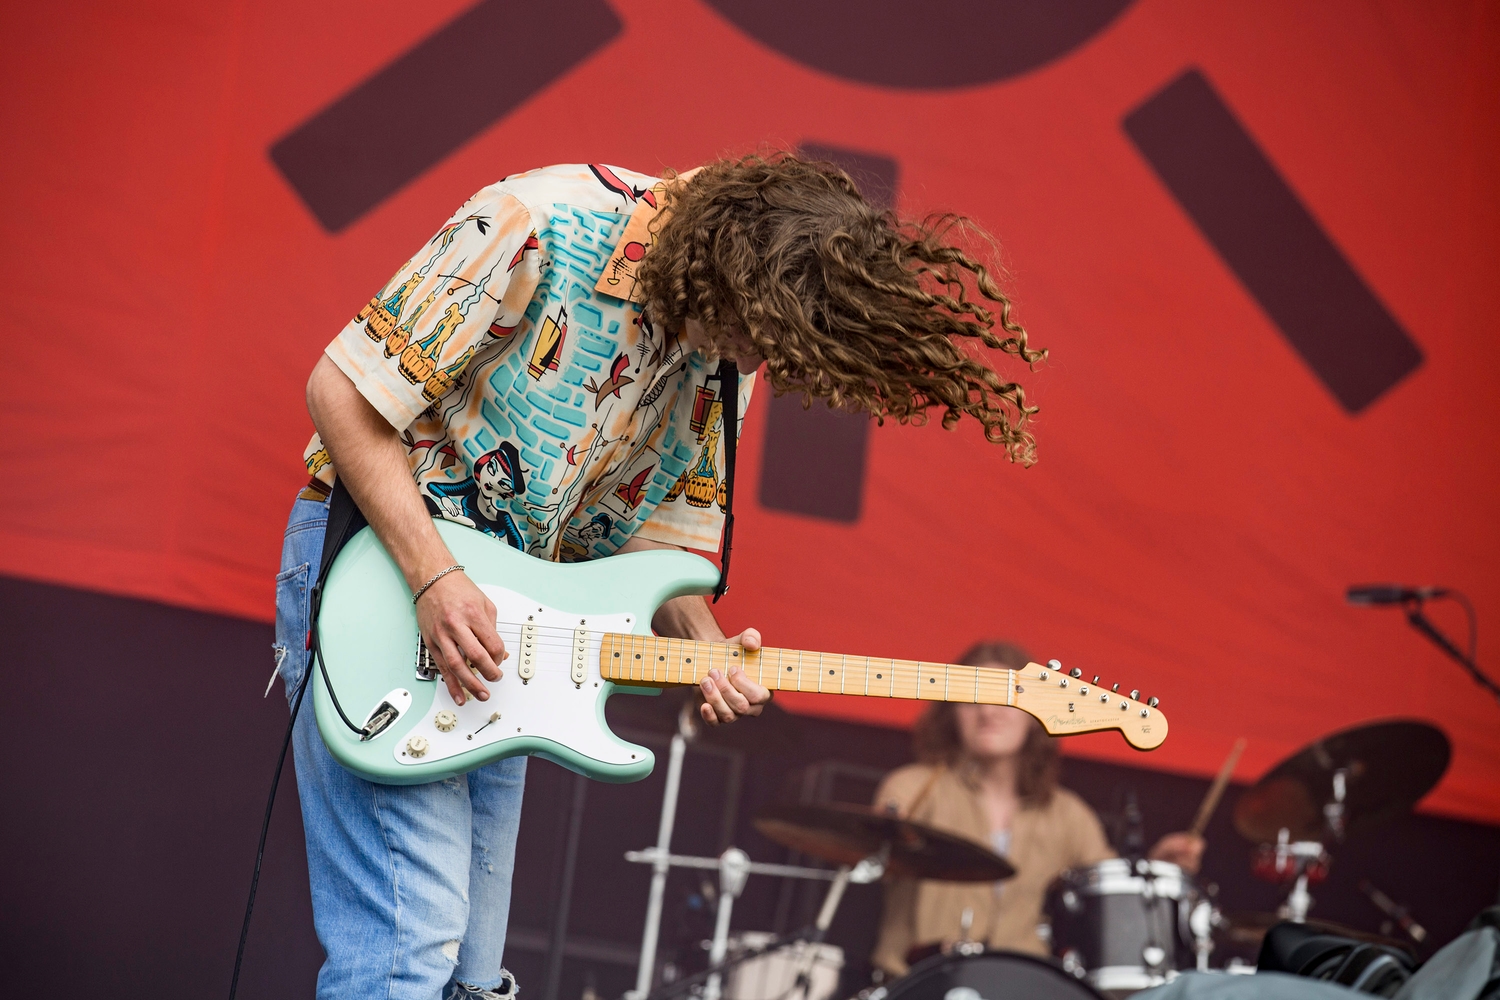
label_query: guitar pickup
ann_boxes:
[518,620,537,683]
[571,622,588,686]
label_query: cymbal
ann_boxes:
[1233,720,1450,844]
[754,802,1015,882]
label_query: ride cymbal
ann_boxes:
[1233,720,1449,844]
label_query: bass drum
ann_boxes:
[882,950,1103,1000]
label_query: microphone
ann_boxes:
[1346,584,1448,606]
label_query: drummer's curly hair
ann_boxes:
[637,153,1046,463]
[913,641,1059,805]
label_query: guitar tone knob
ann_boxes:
[434,710,457,732]
[406,736,429,758]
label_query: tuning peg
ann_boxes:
[1147,696,1159,708]
[1092,676,1100,685]
[1112,683,1120,693]
[1047,659,1062,670]
[1130,689,1140,701]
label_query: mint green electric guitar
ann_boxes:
[314,520,1169,785]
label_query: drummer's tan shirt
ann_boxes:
[870,763,1114,975]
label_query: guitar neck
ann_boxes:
[596,633,1168,750]
[599,633,1014,704]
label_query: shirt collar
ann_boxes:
[594,168,701,305]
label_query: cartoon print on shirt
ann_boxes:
[585,354,636,407]
[431,212,491,255]
[386,288,440,357]
[423,441,527,549]
[588,164,658,208]
[684,400,723,508]
[528,304,567,380]
[398,258,504,385]
[403,430,461,474]
[508,231,539,271]
[359,269,421,342]
[361,213,488,342]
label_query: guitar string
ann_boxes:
[407,620,1138,691]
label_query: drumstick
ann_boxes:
[1189,738,1246,838]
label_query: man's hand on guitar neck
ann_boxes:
[618,536,772,726]
[308,356,506,707]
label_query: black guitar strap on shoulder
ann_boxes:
[230,476,369,1000]
[711,358,738,603]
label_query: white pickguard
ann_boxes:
[392,585,639,770]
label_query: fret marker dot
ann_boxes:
[786,666,793,672]
[929,677,935,683]
[634,654,641,659]
[828,669,834,675]
[613,652,620,657]
[658,655,665,661]
[876,673,882,679]
[686,658,692,663]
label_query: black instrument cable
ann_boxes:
[228,481,368,1000]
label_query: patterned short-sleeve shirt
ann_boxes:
[303,164,754,561]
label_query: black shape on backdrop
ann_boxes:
[1124,69,1423,413]
[270,0,622,233]
[757,143,891,523]
[705,0,1135,89]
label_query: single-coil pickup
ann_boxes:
[571,622,588,686]
[518,620,537,683]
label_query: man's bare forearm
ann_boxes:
[305,354,455,593]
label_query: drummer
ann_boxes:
[871,641,1204,977]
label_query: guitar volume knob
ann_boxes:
[434,710,457,732]
[406,736,429,758]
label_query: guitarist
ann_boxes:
[274,156,1044,999]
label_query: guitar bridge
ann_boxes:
[414,636,439,681]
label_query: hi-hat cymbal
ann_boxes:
[1233,720,1450,844]
[754,802,1015,882]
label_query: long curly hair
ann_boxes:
[912,641,1059,806]
[635,153,1047,463]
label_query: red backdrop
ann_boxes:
[3,0,1496,821]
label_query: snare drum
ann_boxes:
[1044,858,1199,997]
[882,949,1103,1000]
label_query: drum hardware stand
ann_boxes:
[618,850,883,1000]
[1269,829,1329,923]
[625,706,696,1000]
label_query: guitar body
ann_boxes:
[314,519,720,785]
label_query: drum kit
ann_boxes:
[626,718,1450,1000]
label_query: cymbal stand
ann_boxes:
[787,851,886,1000]
[1269,828,1328,924]
[626,709,694,1000]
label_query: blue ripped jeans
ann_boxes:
[274,494,527,999]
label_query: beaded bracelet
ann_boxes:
[412,564,464,604]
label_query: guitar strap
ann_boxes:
[317,477,368,594]
[710,358,738,603]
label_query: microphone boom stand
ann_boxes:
[1401,596,1500,705]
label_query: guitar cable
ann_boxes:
[228,652,311,1000]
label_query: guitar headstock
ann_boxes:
[1012,660,1168,750]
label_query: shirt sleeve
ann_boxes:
[326,189,539,431]
[634,369,756,550]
